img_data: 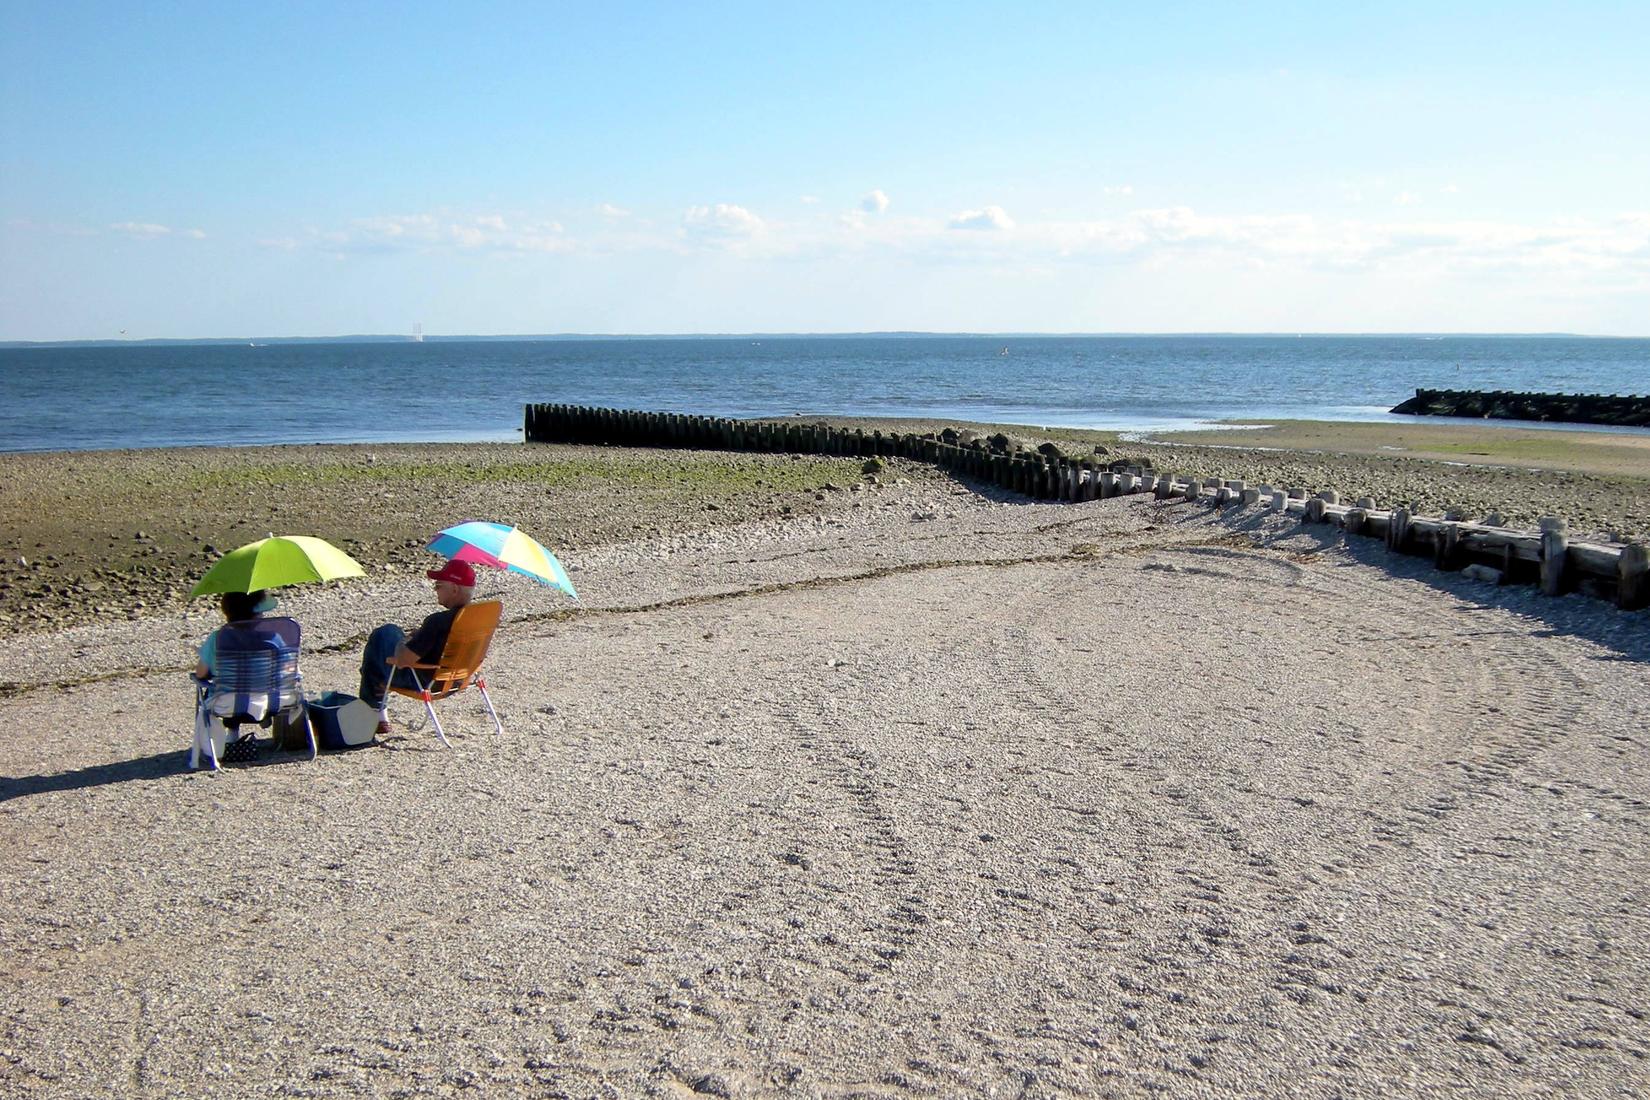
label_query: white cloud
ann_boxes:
[299,212,571,254]
[110,222,172,239]
[1103,185,1134,197]
[948,205,1014,231]
[182,228,206,239]
[271,202,1650,297]
[861,189,890,214]
[683,203,766,240]
[1394,191,1420,206]
[597,203,630,218]
[800,195,820,205]
[1025,207,1650,281]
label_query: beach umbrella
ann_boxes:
[426,521,578,599]
[189,535,366,597]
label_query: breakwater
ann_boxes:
[1390,388,1650,427]
[523,403,1649,611]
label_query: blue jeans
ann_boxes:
[359,624,424,708]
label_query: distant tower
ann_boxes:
[412,323,424,343]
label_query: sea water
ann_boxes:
[1,334,1646,453]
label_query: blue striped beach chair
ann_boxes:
[191,616,313,770]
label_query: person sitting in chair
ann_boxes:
[194,589,276,680]
[360,559,477,734]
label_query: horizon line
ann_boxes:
[3,329,1643,349]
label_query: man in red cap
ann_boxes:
[359,558,477,733]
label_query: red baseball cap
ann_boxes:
[427,559,477,586]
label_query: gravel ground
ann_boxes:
[2,470,1648,1098]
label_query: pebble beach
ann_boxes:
[2,419,1647,1098]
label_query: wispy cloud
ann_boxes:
[1027,207,1650,279]
[861,189,890,214]
[268,203,1650,290]
[1102,185,1134,197]
[110,222,175,239]
[283,212,570,254]
[682,203,766,243]
[948,205,1014,231]
[597,203,630,218]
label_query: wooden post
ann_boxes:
[1540,517,1569,596]
[1305,497,1326,523]
[1388,506,1411,552]
[1270,490,1285,511]
[1241,488,1261,507]
[1619,543,1649,610]
[1434,522,1463,570]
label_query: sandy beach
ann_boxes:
[2,422,1648,1098]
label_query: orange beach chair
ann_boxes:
[385,599,504,748]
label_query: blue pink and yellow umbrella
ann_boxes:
[426,521,577,599]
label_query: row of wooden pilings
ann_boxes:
[523,403,1649,612]
[524,403,1166,499]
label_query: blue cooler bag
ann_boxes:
[308,691,380,750]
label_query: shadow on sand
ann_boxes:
[0,742,311,803]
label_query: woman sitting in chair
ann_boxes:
[194,589,276,679]
[190,589,307,769]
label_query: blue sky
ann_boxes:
[3,1,1648,339]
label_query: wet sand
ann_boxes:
[2,419,1646,635]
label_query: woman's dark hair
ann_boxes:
[219,589,266,622]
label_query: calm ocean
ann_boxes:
[1,335,1647,453]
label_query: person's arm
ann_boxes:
[394,609,451,668]
[194,632,216,680]
[386,643,424,669]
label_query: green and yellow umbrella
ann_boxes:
[189,535,366,597]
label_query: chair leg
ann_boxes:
[475,678,504,736]
[195,714,224,771]
[425,697,452,749]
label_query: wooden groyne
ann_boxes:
[523,403,1649,611]
[1391,388,1650,427]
